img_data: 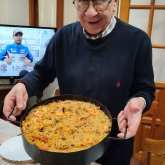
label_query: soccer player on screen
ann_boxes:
[0,29,33,66]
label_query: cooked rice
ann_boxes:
[22,100,111,153]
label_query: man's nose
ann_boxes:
[85,1,98,17]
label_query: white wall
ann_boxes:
[63,0,78,25]
[0,0,29,25]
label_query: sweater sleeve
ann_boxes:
[26,46,33,62]
[21,34,57,97]
[129,34,155,112]
[0,46,7,60]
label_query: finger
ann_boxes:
[117,132,125,139]
[117,124,139,139]
[3,95,16,120]
[3,107,16,121]
[12,107,22,116]
[127,123,139,136]
[118,120,127,133]
[118,112,126,125]
[23,94,28,110]
[117,113,127,132]
[124,130,136,139]
[117,130,133,139]
[117,111,124,123]
[8,115,16,121]
[117,132,131,139]
[118,110,124,119]
[4,95,25,120]
[15,92,27,110]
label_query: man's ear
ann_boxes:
[113,0,119,6]
[113,0,119,14]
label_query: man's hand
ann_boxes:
[23,59,31,67]
[3,83,28,121]
[117,97,145,139]
[4,56,12,65]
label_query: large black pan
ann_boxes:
[20,94,126,165]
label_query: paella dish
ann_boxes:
[22,100,111,153]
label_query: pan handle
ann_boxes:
[7,109,21,126]
[7,119,20,126]
[107,118,128,141]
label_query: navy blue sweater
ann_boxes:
[22,18,155,117]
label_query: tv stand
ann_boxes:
[9,77,15,85]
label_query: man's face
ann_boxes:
[77,0,118,36]
[13,33,23,44]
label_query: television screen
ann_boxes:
[0,24,56,80]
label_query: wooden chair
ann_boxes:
[140,138,165,165]
[131,101,159,165]
[132,82,165,163]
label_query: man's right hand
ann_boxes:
[4,56,12,65]
[3,83,28,121]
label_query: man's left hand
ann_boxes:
[117,97,145,139]
[24,59,31,66]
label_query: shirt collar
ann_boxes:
[83,16,116,40]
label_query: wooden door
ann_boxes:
[119,0,165,82]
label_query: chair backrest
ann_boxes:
[140,138,165,165]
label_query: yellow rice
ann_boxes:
[22,100,111,153]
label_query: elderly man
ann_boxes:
[3,0,155,164]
